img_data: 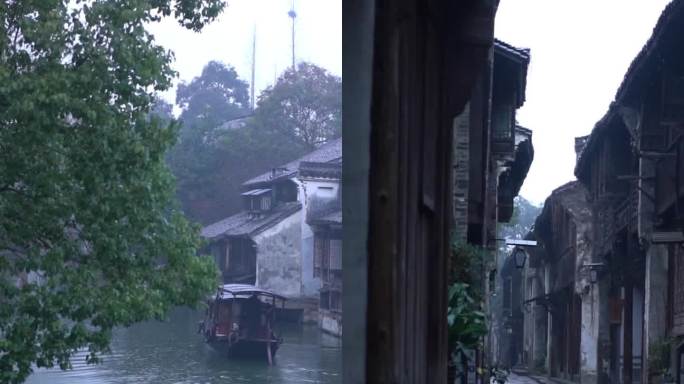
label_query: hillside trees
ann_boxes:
[169,61,342,224]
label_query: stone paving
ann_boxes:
[507,372,544,384]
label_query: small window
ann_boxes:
[320,291,330,310]
[241,189,272,211]
[316,185,335,198]
[492,103,513,141]
[330,291,341,311]
[260,196,271,210]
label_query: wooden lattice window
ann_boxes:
[260,196,271,211]
[492,103,513,141]
[314,237,324,278]
[314,237,331,279]
[330,239,342,271]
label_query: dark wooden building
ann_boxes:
[574,2,684,383]
[452,37,534,378]
[529,182,592,382]
[576,106,643,384]
[344,0,506,382]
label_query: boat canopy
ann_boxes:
[216,284,287,301]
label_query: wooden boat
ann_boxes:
[198,284,286,364]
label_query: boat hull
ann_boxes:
[207,337,281,361]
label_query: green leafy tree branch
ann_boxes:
[0,1,224,382]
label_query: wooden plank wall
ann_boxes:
[365,0,496,382]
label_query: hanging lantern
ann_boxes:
[590,269,599,284]
[513,248,527,269]
[582,262,606,284]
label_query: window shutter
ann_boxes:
[322,239,330,271]
[330,239,342,270]
[314,237,323,278]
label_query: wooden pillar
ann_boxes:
[643,243,669,383]
[624,280,634,384]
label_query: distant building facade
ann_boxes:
[202,139,342,315]
[300,161,342,336]
[505,181,593,381]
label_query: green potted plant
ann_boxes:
[447,238,489,383]
[648,337,674,384]
[447,282,487,383]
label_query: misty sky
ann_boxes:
[147,0,341,110]
[147,0,673,206]
[496,0,671,204]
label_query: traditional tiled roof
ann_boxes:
[576,1,684,178]
[574,104,621,180]
[494,39,530,62]
[243,138,342,187]
[201,202,301,240]
[241,188,271,197]
[494,39,531,108]
[615,0,684,103]
[534,181,591,243]
[217,284,287,301]
[298,161,342,179]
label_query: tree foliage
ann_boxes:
[0,1,224,382]
[165,61,251,223]
[176,60,250,129]
[449,241,488,298]
[447,283,487,356]
[496,196,541,256]
[447,240,488,361]
[167,61,340,224]
[497,196,540,240]
[255,62,341,148]
[151,98,175,123]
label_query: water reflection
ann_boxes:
[26,308,341,384]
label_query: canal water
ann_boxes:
[26,307,342,384]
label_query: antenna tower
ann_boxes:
[288,0,296,70]
[251,25,256,111]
